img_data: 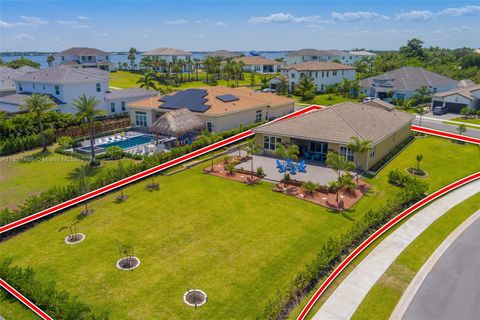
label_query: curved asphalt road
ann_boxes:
[403,214,480,320]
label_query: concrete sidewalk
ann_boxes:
[313,180,480,320]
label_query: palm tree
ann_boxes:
[457,123,467,136]
[275,142,300,162]
[116,161,128,201]
[19,94,56,153]
[46,54,55,67]
[296,75,316,101]
[72,95,105,164]
[193,58,202,81]
[346,137,372,182]
[128,47,137,70]
[415,154,423,172]
[326,152,356,179]
[244,138,261,183]
[136,71,157,90]
[416,106,428,126]
[76,165,92,214]
[414,86,432,105]
[301,181,319,197]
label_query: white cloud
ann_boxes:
[77,16,91,20]
[0,20,12,28]
[163,19,188,25]
[214,21,227,26]
[396,10,434,21]
[56,20,90,29]
[247,12,323,24]
[331,11,388,22]
[449,26,473,32]
[194,19,208,24]
[11,33,34,40]
[20,16,48,26]
[438,5,480,16]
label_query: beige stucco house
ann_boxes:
[127,86,294,132]
[253,101,414,171]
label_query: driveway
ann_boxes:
[402,211,480,320]
[234,154,341,185]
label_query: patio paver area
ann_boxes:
[235,154,343,185]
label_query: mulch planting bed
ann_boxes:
[274,180,370,211]
[205,160,261,184]
[183,289,207,307]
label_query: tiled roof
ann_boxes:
[106,88,158,100]
[433,84,480,100]
[13,66,109,84]
[0,66,27,91]
[287,49,347,57]
[253,102,413,145]
[285,61,355,71]
[234,56,279,66]
[57,47,109,56]
[16,65,39,73]
[349,51,377,57]
[128,86,294,116]
[142,48,192,56]
[359,67,458,92]
[0,92,64,110]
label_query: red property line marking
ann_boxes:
[297,171,480,320]
[0,278,53,320]
[411,125,480,145]
[0,105,321,235]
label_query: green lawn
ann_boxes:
[0,295,37,320]
[0,146,135,210]
[293,94,359,106]
[0,137,478,319]
[352,192,480,320]
[109,71,272,91]
[450,117,480,125]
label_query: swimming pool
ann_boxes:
[77,134,157,154]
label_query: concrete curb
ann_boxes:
[390,208,480,320]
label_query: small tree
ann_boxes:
[116,161,128,201]
[296,75,316,101]
[457,123,467,136]
[346,137,372,182]
[415,154,423,172]
[116,240,136,270]
[326,152,356,179]
[105,146,124,160]
[244,138,261,183]
[416,106,428,126]
[76,165,92,215]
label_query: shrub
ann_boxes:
[104,146,124,160]
[226,162,235,175]
[0,129,55,155]
[301,181,319,196]
[256,166,265,176]
[57,136,74,148]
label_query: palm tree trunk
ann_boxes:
[37,117,47,153]
[88,123,95,163]
[250,158,254,182]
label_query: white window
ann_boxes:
[42,84,45,90]
[333,71,337,76]
[32,83,35,89]
[207,122,213,132]
[326,71,329,77]
[255,110,263,123]
[263,135,281,150]
[62,56,65,61]
[110,102,115,113]
[340,146,354,162]
[291,73,296,78]
[121,101,126,111]
[322,71,324,78]
[369,146,376,158]
[55,85,60,95]
[96,83,101,92]
[135,111,147,127]
[19,83,23,91]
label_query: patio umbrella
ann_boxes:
[149,108,205,145]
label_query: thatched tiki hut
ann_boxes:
[149,108,205,145]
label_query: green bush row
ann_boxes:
[257,177,428,319]
[0,129,56,155]
[0,259,109,320]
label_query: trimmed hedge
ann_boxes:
[0,129,56,155]
[0,259,109,320]
[256,178,428,319]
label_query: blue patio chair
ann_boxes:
[278,162,286,173]
[276,159,282,169]
[290,165,297,175]
[286,158,292,169]
[298,161,307,173]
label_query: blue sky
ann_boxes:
[1,0,479,52]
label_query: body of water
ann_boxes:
[1,51,288,69]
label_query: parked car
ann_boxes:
[363,97,375,102]
[432,105,448,115]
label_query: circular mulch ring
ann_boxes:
[183,289,208,307]
[81,209,94,216]
[147,183,159,190]
[116,195,129,201]
[64,233,85,245]
[116,256,140,271]
[406,167,429,178]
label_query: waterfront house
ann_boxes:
[233,56,281,74]
[286,49,376,66]
[55,47,115,71]
[142,48,192,72]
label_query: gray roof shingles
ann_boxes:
[0,92,64,113]
[253,102,414,145]
[105,88,158,100]
[13,66,109,84]
[57,47,109,56]
[359,67,458,91]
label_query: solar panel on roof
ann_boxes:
[216,94,239,102]
[159,89,210,113]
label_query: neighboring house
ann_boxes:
[142,48,192,72]
[127,86,294,132]
[253,101,414,171]
[55,47,115,71]
[0,66,35,97]
[359,67,458,100]
[285,49,376,66]
[283,61,356,93]
[0,66,157,115]
[233,56,281,74]
[431,83,480,113]
[205,50,239,59]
